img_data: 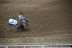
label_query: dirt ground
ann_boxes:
[0,0,72,44]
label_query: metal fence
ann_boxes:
[0,45,72,48]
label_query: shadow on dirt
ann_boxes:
[0,0,10,4]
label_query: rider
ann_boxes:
[18,12,28,23]
[17,12,28,31]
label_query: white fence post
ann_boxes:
[24,46,25,48]
[41,45,44,48]
[5,46,8,48]
[59,45,62,48]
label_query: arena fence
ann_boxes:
[0,44,72,48]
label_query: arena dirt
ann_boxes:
[0,0,72,44]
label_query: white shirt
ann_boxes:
[18,15,24,20]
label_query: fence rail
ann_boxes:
[0,44,72,48]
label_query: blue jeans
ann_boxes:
[20,18,28,22]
